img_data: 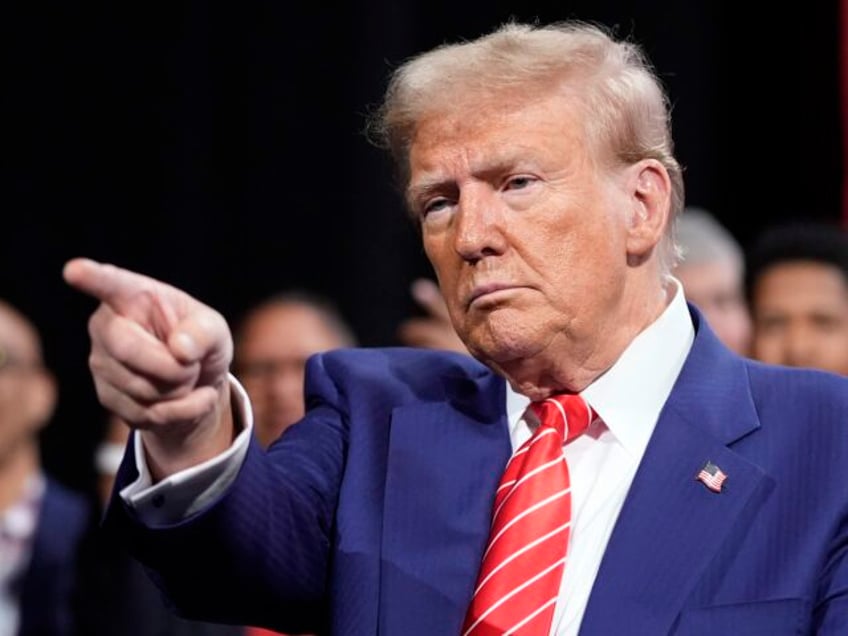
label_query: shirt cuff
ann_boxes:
[119,374,253,526]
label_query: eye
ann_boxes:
[756,315,787,333]
[421,197,453,217]
[503,175,538,191]
[811,314,843,332]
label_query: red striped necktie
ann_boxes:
[462,394,595,636]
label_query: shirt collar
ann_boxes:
[0,473,45,542]
[505,279,694,455]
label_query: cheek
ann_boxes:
[423,239,463,303]
[0,390,19,417]
[242,379,264,397]
[283,371,306,395]
[543,241,616,300]
[423,236,451,275]
[752,335,780,360]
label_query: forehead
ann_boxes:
[0,306,39,363]
[407,91,588,185]
[754,261,848,308]
[677,260,739,290]
[237,303,344,358]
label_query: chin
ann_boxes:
[464,328,545,367]
[462,308,559,370]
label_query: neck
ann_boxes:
[0,441,40,512]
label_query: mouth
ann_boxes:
[467,283,524,308]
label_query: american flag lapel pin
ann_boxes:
[696,461,727,493]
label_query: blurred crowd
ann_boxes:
[0,211,845,635]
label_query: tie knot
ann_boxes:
[529,394,594,443]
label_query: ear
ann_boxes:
[624,159,672,260]
[24,368,57,432]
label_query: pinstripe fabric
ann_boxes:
[462,395,594,636]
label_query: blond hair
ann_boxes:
[371,21,684,270]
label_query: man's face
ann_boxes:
[676,260,751,355]
[408,93,642,382]
[0,309,52,464]
[751,261,848,375]
[235,303,346,447]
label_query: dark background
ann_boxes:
[3,1,843,495]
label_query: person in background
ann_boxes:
[0,299,89,636]
[397,278,468,353]
[672,207,751,355]
[64,22,848,635]
[232,292,356,448]
[746,221,848,375]
[92,413,128,507]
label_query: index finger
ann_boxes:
[63,258,164,308]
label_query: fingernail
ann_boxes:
[174,333,199,361]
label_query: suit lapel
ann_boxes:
[379,369,511,636]
[580,311,772,634]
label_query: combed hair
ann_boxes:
[232,290,357,355]
[370,21,685,271]
[745,222,848,302]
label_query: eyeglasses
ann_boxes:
[0,345,39,374]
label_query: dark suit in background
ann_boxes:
[74,515,244,636]
[18,479,89,636]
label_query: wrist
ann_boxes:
[141,383,235,482]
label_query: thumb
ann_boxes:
[167,307,233,380]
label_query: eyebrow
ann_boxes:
[406,180,451,209]
[406,156,536,207]
[0,343,41,370]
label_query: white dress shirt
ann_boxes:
[0,473,45,636]
[505,281,694,634]
[123,281,694,635]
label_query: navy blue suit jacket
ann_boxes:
[108,309,848,634]
[18,478,90,636]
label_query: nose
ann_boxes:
[267,368,304,406]
[452,187,508,262]
[782,324,816,368]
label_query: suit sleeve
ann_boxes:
[101,353,349,633]
[814,509,848,633]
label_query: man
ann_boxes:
[746,222,848,375]
[673,208,751,355]
[0,300,89,636]
[232,293,356,448]
[64,22,847,635]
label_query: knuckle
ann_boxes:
[145,408,169,427]
[109,333,141,365]
[89,351,106,375]
[87,308,106,339]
